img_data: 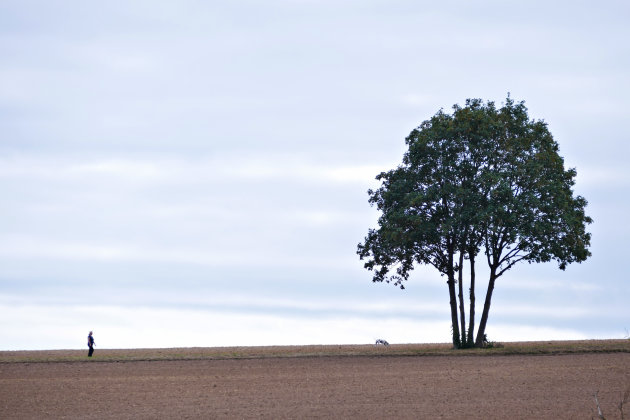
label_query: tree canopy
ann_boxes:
[357,96,592,348]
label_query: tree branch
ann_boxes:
[496,255,528,278]
[498,244,524,267]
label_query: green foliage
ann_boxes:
[357,95,592,348]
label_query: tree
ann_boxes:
[357,96,592,348]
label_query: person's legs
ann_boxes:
[88,346,94,357]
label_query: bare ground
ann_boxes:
[1,341,629,419]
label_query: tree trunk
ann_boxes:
[475,266,497,347]
[446,239,461,348]
[457,250,466,345]
[466,251,476,347]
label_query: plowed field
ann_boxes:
[1,341,629,419]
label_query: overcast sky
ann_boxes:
[1,0,629,350]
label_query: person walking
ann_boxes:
[87,331,95,357]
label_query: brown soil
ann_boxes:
[1,344,629,419]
